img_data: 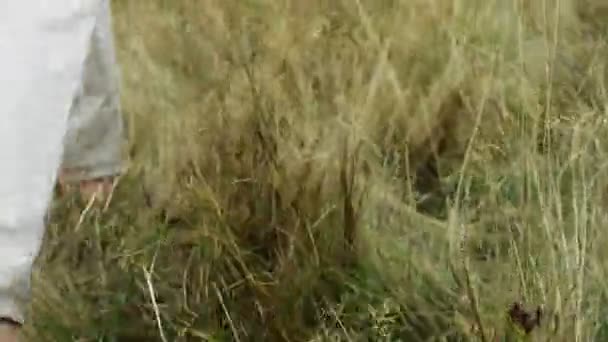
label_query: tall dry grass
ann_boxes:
[22,0,608,340]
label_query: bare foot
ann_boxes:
[57,169,116,205]
[0,321,20,342]
[76,177,114,203]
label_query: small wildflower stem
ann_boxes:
[143,245,168,342]
[143,266,168,342]
[214,283,242,342]
[464,259,488,342]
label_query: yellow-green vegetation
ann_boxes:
[24,0,608,340]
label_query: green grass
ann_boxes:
[21,0,608,340]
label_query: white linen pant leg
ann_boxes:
[62,0,124,181]
[0,1,102,323]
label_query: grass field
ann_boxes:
[21,0,608,340]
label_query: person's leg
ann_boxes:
[59,0,124,202]
[0,1,102,340]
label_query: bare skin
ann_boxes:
[56,169,115,204]
[0,322,20,342]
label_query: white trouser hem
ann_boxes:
[0,297,25,325]
[61,0,124,182]
[60,162,124,182]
